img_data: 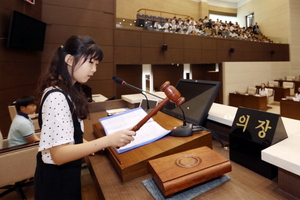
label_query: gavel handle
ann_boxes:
[131,98,169,132]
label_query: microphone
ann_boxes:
[112,76,152,110]
[112,76,164,100]
[112,76,192,137]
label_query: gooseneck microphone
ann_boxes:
[112,76,151,110]
[112,76,164,100]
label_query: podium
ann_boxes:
[93,111,212,182]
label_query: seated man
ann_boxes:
[8,95,40,147]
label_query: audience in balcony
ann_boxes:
[149,14,272,43]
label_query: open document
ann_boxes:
[99,107,171,153]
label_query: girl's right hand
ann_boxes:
[108,129,136,147]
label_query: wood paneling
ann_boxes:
[152,64,183,89]
[114,29,141,46]
[42,4,114,29]
[43,0,114,13]
[114,46,141,64]
[115,65,143,98]
[0,1,42,137]
[141,47,164,63]
[141,32,164,47]
[44,26,114,46]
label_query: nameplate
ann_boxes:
[230,107,288,147]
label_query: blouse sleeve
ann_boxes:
[38,91,74,164]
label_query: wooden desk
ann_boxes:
[229,93,267,111]
[87,112,212,199]
[275,80,300,94]
[280,99,300,120]
[256,86,290,101]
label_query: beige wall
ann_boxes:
[237,0,290,43]
[223,0,300,105]
[222,61,290,105]
[116,0,199,20]
[116,0,236,20]
[289,0,300,73]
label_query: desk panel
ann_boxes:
[280,100,300,120]
[275,80,300,94]
[229,93,267,111]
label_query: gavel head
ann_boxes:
[160,81,185,106]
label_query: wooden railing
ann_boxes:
[137,8,190,19]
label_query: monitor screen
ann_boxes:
[7,10,47,51]
[161,79,221,126]
[139,98,159,111]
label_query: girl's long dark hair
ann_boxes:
[37,35,103,119]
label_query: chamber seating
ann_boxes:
[283,81,295,96]
[247,86,257,95]
[268,80,279,87]
[267,88,275,105]
[136,13,145,19]
[286,76,296,81]
[0,134,38,199]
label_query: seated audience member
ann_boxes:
[293,87,300,101]
[259,83,269,96]
[8,95,40,147]
[153,21,162,30]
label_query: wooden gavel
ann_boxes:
[131,81,185,132]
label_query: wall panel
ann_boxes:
[44,26,114,46]
[152,65,183,90]
[115,65,142,98]
[164,34,184,49]
[141,47,164,63]
[163,48,184,64]
[114,29,141,46]
[0,1,42,136]
[42,4,114,28]
[43,0,114,13]
[114,47,141,64]
[184,49,202,63]
[141,32,164,47]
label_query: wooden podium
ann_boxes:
[93,111,212,182]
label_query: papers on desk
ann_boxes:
[99,107,171,153]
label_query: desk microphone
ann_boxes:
[112,75,192,137]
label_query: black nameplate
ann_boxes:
[230,107,288,147]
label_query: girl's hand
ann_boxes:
[107,129,136,147]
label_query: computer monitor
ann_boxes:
[139,98,159,111]
[161,79,221,126]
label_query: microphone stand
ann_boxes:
[123,82,164,100]
[169,106,193,137]
[126,85,150,110]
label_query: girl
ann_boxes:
[259,83,269,96]
[294,86,300,101]
[34,35,136,200]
